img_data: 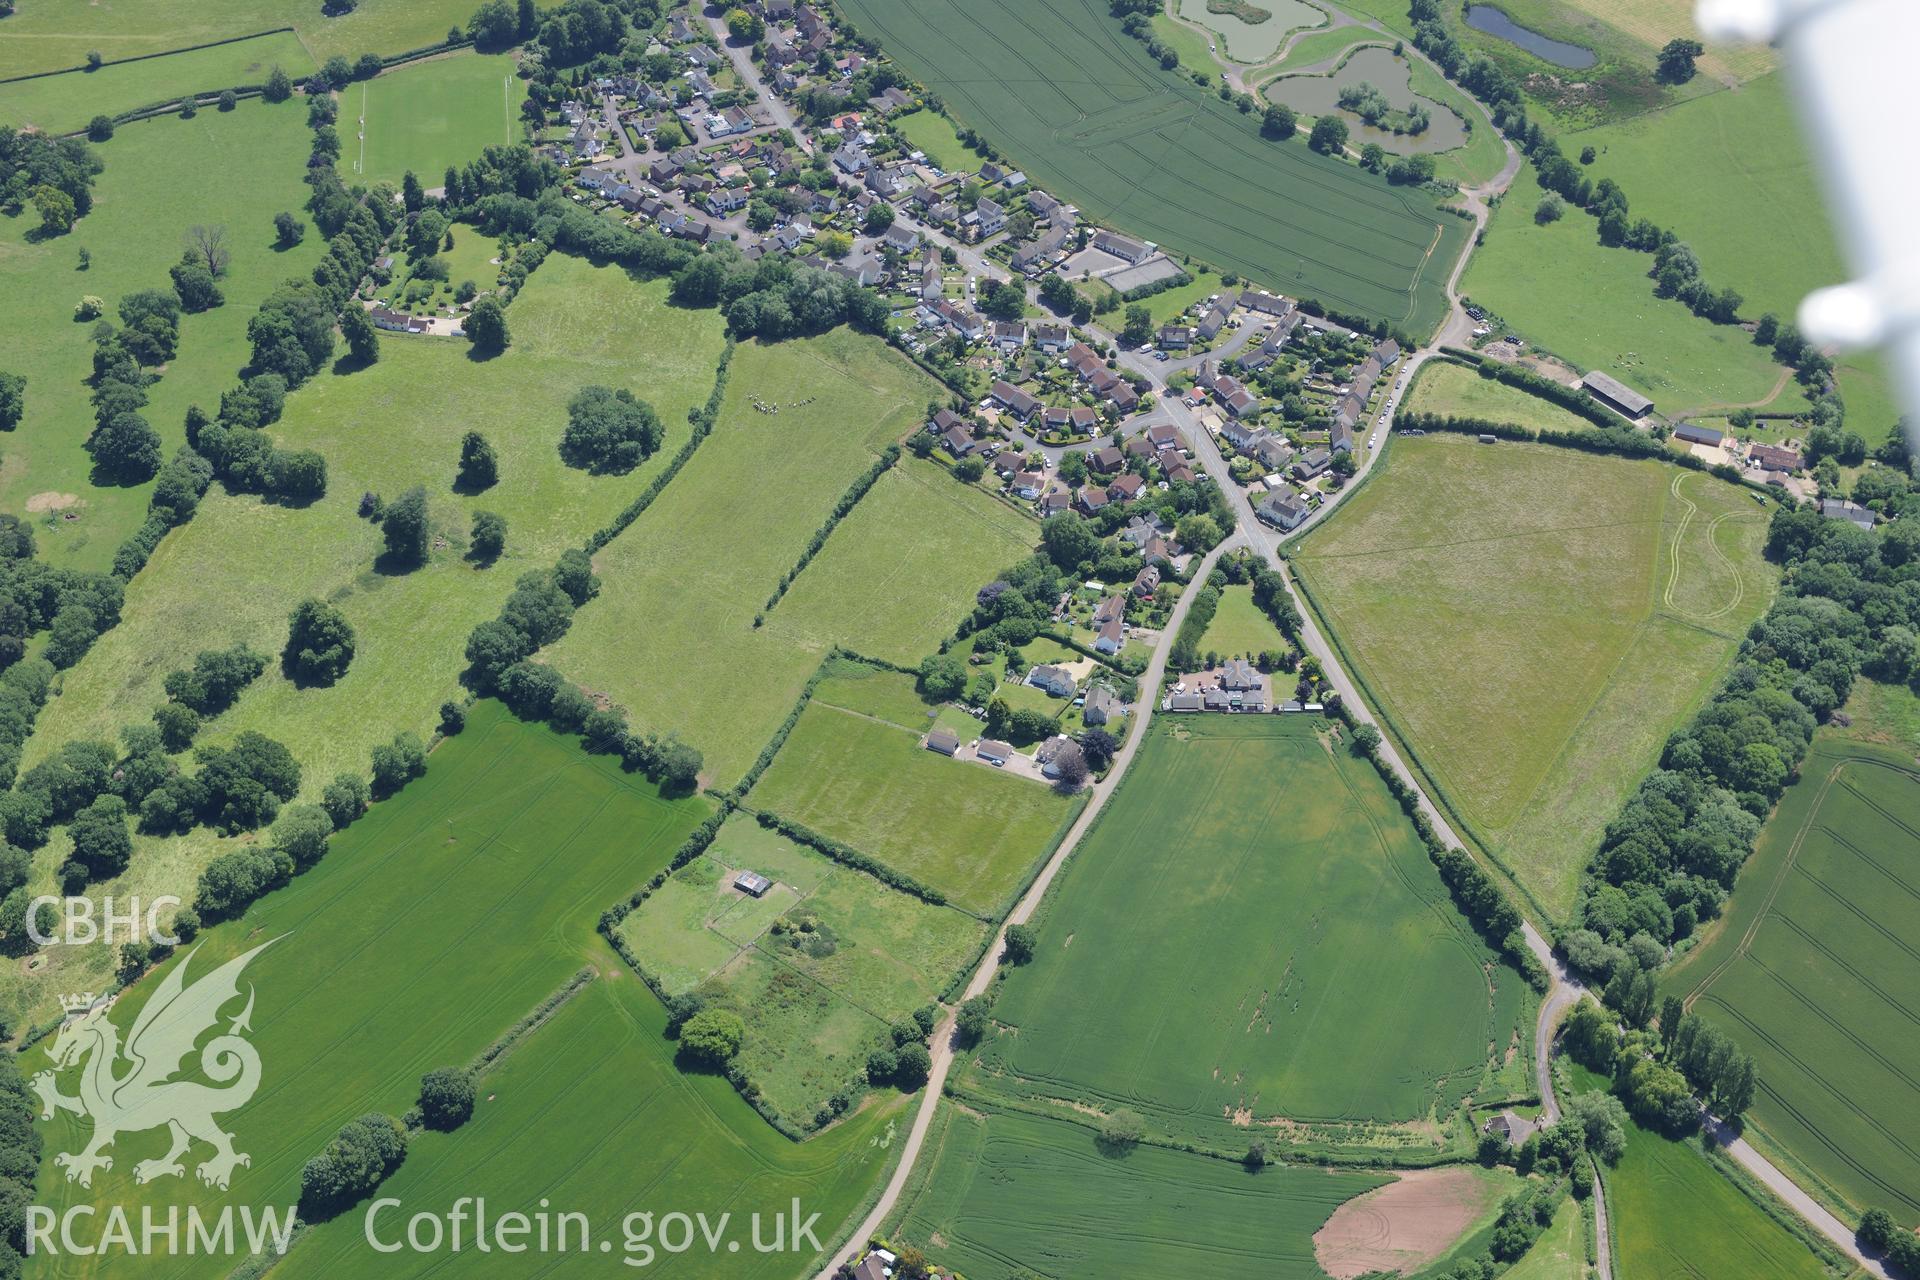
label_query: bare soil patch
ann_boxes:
[1313,1166,1498,1278]
[25,492,79,514]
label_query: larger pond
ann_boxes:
[1177,0,1324,63]
[1463,4,1597,69]
[1261,45,1470,154]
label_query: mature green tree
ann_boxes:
[87,411,162,482]
[273,210,305,248]
[1002,923,1037,964]
[457,430,497,490]
[63,795,132,885]
[464,295,509,354]
[1656,37,1704,83]
[469,510,506,563]
[32,185,76,235]
[164,643,268,715]
[560,386,662,473]
[1308,115,1349,154]
[369,732,427,797]
[340,304,378,366]
[0,372,24,432]
[677,1009,744,1066]
[170,261,223,312]
[381,485,430,567]
[321,772,369,828]
[284,599,356,685]
[272,803,333,869]
[658,738,702,792]
[1120,303,1153,348]
[263,64,293,102]
[467,0,519,50]
[916,652,967,701]
[417,1067,476,1130]
[1261,104,1297,143]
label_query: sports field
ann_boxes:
[1405,360,1603,433]
[1199,584,1288,658]
[0,0,477,79]
[1462,166,1793,414]
[747,667,1082,917]
[344,51,527,191]
[892,1101,1391,1280]
[21,702,735,1279]
[618,812,988,1126]
[1664,732,1920,1218]
[833,0,1472,335]
[544,331,969,787]
[0,101,322,574]
[0,30,315,131]
[279,976,906,1278]
[1293,434,1777,920]
[971,714,1530,1149]
[766,458,1036,667]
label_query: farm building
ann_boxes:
[1821,498,1876,531]
[1674,423,1725,447]
[1581,370,1654,420]
[925,727,961,755]
[1749,442,1802,471]
[734,870,773,898]
[976,738,1014,766]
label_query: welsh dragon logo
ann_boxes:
[32,940,278,1190]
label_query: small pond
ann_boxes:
[1262,45,1469,154]
[1463,5,1597,69]
[1177,0,1324,64]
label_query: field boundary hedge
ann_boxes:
[468,967,595,1077]
[0,27,296,85]
[762,444,900,615]
[587,341,734,553]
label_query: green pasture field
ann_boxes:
[1462,166,1792,414]
[0,101,322,574]
[6,257,726,1028]
[766,457,1036,667]
[0,0,479,79]
[0,30,315,131]
[833,0,1472,335]
[1503,1196,1584,1280]
[891,108,986,173]
[543,330,945,787]
[1149,11,1219,74]
[280,976,908,1279]
[1198,584,1287,658]
[748,668,1083,917]
[1142,267,1224,327]
[969,714,1530,1151]
[23,701,723,1280]
[344,51,527,191]
[1293,434,1776,921]
[1604,1114,1837,1280]
[1664,729,1920,1219]
[1567,74,1840,324]
[617,812,988,1126]
[892,1101,1390,1280]
[1405,359,1600,433]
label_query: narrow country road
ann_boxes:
[813,536,1236,1280]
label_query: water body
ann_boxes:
[1262,45,1469,154]
[1463,5,1597,69]
[1177,0,1324,63]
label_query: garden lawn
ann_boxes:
[1567,73,1842,324]
[343,51,527,191]
[279,976,908,1279]
[1199,584,1287,658]
[1294,434,1777,921]
[1142,268,1225,327]
[543,330,946,787]
[1406,359,1602,433]
[7,257,726,1029]
[23,701,723,1280]
[0,100,322,574]
[616,812,988,1127]
[891,108,985,173]
[0,0,479,78]
[0,31,315,131]
[1462,166,1789,413]
[767,458,1035,666]
[969,714,1530,1150]
[748,670,1082,917]
[834,0,1471,335]
[891,1101,1389,1280]
[1663,729,1920,1219]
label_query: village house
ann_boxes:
[1028,665,1077,697]
[988,379,1041,421]
[1257,490,1310,531]
[1083,686,1120,725]
[1107,474,1145,503]
[1031,321,1071,353]
[1076,485,1111,515]
[1090,446,1124,474]
[1158,325,1193,351]
[976,739,1014,766]
[1092,229,1153,264]
[933,299,986,341]
[1133,564,1160,597]
[990,320,1028,353]
[1749,442,1802,472]
[1011,470,1045,500]
[1093,615,1126,656]
[1293,448,1332,480]
[881,223,921,255]
[1038,737,1085,781]
[1038,490,1072,517]
[1239,288,1292,318]
[924,727,960,756]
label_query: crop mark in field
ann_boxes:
[1661,473,1746,621]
